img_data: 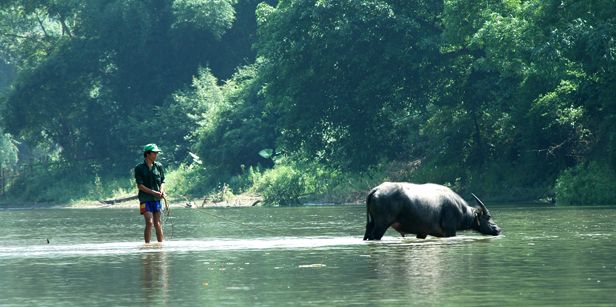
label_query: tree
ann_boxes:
[1,0,239,165]
[0,59,15,90]
[256,0,443,170]
[193,62,276,176]
[0,128,18,171]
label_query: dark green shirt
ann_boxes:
[134,161,165,203]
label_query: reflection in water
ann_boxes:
[363,235,500,304]
[2,206,616,306]
[141,246,169,305]
[0,238,365,258]
[366,238,451,295]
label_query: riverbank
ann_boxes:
[1,193,266,209]
[1,190,549,209]
[82,193,265,209]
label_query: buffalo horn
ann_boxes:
[471,193,489,215]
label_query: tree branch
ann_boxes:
[35,14,50,39]
[60,19,73,38]
[0,32,31,39]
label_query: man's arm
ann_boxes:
[159,163,165,197]
[137,183,164,199]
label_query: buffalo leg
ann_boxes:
[391,222,406,238]
[368,224,388,240]
[441,209,459,237]
[363,220,375,240]
[443,229,457,237]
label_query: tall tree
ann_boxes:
[1,0,239,165]
[256,0,443,170]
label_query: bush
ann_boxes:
[251,165,306,206]
[226,165,262,194]
[555,162,616,205]
[5,161,134,204]
[164,163,211,197]
[248,160,387,205]
[207,183,235,203]
[463,162,553,202]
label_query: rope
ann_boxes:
[161,196,277,236]
[191,208,278,235]
[162,197,174,239]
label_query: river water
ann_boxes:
[1,204,615,306]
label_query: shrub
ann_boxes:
[226,165,262,194]
[4,161,134,204]
[251,165,306,206]
[164,163,211,197]
[555,161,616,205]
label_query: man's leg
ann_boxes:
[144,212,154,243]
[153,211,164,242]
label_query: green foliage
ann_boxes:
[194,62,275,177]
[248,159,386,205]
[207,183,235,203]
[0,130,18,170]
[251,164,306,206]
[163,162,212,197]
[172,0,236,37]
[4,39,103,160]
[0,60,15,90]
[256,0,442,170]
[2,0,616,205]
[528,78,592,167]
[159,67,223,164]
[225,165,263,194]
[0,1,75,70]
[5,161,133,203]
[1,0,242,166]
[555,162,616,205]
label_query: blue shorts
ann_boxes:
[140,201,162,215]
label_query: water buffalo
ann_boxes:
[363,182,501,240]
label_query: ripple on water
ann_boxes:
[0,235,500,259]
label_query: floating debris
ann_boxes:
[298,264,326,268]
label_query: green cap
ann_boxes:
[143,143,162,153]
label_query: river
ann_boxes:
[1,204,615,306]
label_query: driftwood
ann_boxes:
[99,195,138,205]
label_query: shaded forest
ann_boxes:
[1,0,615,205]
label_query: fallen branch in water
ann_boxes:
[99,195,138,205]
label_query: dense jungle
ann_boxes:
[1,0,615,206]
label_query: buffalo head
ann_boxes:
[471,193,501,236]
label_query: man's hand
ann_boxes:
[153,190,164,199]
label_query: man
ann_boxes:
[135,143,166,243]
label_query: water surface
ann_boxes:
[1,205,615,306]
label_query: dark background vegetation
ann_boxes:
[1,0,615,205]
